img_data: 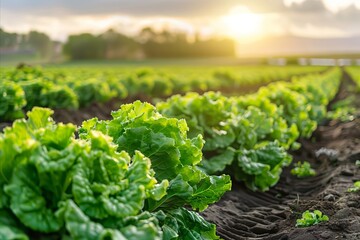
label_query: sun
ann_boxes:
[221,6,263,40]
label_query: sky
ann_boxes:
[1,0,360,42]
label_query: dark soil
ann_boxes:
[201,70,360,240]
[0,95,154,131]
[51,94,155,126]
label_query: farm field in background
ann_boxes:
[0,64,326,123]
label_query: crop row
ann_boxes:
[345,66,360,91]
[0,68,341,239]
[0,66,325,121]
[157,68,341,191]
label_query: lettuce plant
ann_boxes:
[80,101,231,212]
[0,81,26,121]
[296,210,329,227]
[291,161,316,178]
[157,91,293,191]
[347,181,360,193]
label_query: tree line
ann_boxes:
[1,28,235,60]
[1,28,53,57]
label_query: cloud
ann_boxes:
[0,9,197,41]
[285,3,360,36]
[1,0,304,17]
[321,0,360,13]
[285,0,326,12]
[289,24,349,38]
[1,0,360,41]
[2,0,359,16]
[268,0,360,37]
[2,0,243,17]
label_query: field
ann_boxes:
[0,64,325,123]
[0,64,359,239]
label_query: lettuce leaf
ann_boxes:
[63,200,162,240]
[155,208,219,240]
[4,164,65,232]
[0,209,29,240]
[232,141,291,191]
[73,131,167,219]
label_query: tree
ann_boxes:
[139,27,236,58]
[27,31,52,57]
[0,28,18,48]
[63,33,105,60]
[100,29,140,59]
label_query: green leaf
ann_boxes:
[187,173,232,211]
[347,181,360,192]
[0,209,29,240]
[26,107,54,130]
[201,148,235,174]
[146,175,193,212]
[63,200,162,240]
[155,208,220,240]
[233,141,291,191]
[116,126,181,181]
[101,211,163,240]
[4,164,64,232]
[0,120,37,187]
[291,161,316,178]
[73,130,167,219]
[296,210,329,227]
[62,200,126,240]
[72,149,144,219]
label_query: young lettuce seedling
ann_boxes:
[296,210,329,227]
[356,160,360,167]
[291,161,316,178]
[347,181,360,193]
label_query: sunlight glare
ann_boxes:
[221,6,263,40]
